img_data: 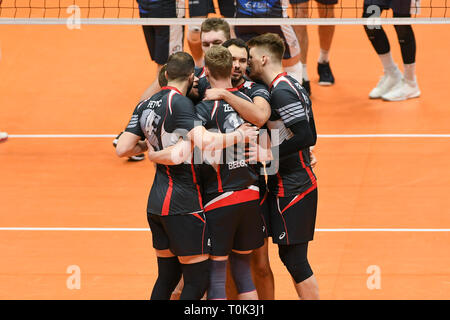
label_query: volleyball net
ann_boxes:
[0,0,449,25]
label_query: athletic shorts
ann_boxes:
[139,7,184,65]
[147,212,209,256]
[189,0,215,17]
[235,25,300,60]
[204,188,265,256]
[292,0,338,5]
[363,0,413,15]
[217,0,236,17]
[269,186,318,245]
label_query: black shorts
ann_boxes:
[139,9,184,65]
[363,0,412,15]
[147,212,209,256]
[217,0,236,17]
[292,0,338,5]
[235,25,300,60]
[204,188,265,256]
[189,0,215,17]
[269,185,318,245]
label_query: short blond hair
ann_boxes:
[204,46,232,80]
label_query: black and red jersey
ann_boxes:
[235,76,271,104]
[125,86,204,216]
[267,72,317,197]
[194,88,259,198]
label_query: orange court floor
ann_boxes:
[0,22,449,300]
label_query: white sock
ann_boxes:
[318,49,329,63]
[403,63,416,83]
[302,64,309,81]
[378,52,398,74]
[285,62,303,84]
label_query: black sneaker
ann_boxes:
[302,80,311,96]
[112,132,122,148]
[128,154,146,162]
[113,132,145,162]
[317,62,335,86]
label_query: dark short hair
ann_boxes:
[166,52,195,81]
[222,38,249,59]
[204,45,233,80]
[247,33,285,62]
[158,64,168,87]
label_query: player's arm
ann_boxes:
[203,88,271,128]
[116,132,148,158]
[116,102,149,158]
[271,89,316,159]
[146,138,192,165]
[187,123,258,151]
[144,125,256,165]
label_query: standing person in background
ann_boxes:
[291,0,337,95]
[363,0,421,101]
[232,0,304,85]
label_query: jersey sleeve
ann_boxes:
[193,101,210,127]
[249,83,270,102]
[124,100,146,139]
[270,84,309,128]
[171,95,201,135]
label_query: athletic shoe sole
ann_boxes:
[318,81,334,86]
[382,91,421,102]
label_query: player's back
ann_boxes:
[195,89,259,197]
[131,86,203,216]
[267,73,317,197]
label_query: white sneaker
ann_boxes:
[369,69,403,99]
[381,79,421,101]
[0,132,8,143]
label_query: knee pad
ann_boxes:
[278,243,313,284]
[229,252,256,294]
[151,256,182,300]
[180,260,210,300]
[393,24,416,64]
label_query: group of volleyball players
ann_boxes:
[114,0,421,300]
[116,14,319,300]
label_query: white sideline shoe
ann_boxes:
[381,79,421,102]
[369,68,403,99]
[0,132,8,143]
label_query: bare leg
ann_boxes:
[293,274,320,300]
[251,239,275,300]
[317,3,335,56]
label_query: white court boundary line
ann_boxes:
[7,134,450,138]
[0,227,449,232]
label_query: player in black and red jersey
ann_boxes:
[195,46,265,300]
[247,33,320,300]
[116,51,258,300]
[201,38,275,300]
